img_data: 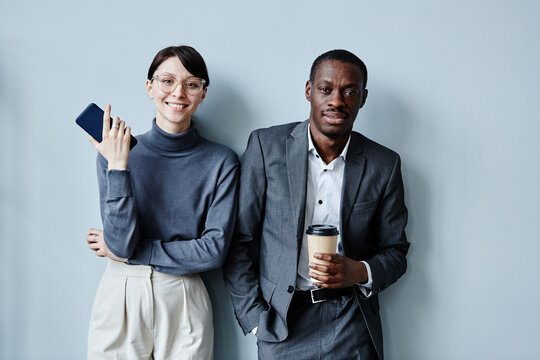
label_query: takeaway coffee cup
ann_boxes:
[306,224,339,276]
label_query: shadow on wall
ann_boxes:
[202,269,244,360]
[359,86,434,359]
[196,73,257,359]
[195,72,256,156]
[379,167,431,359]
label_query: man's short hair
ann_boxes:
[309,49,368,89]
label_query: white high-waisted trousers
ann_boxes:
[87,260,213,360]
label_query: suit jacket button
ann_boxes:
[287,286,294,293]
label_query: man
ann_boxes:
[223,50,409,359]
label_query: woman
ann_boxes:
[85,46,238,359]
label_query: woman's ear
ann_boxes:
[200,87,208,101]
[146,79,154,99]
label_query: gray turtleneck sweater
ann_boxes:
[97,120,239,275]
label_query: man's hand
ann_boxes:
[86,228,127,263]
[309,253,367,288]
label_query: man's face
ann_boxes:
[306,60,368,140]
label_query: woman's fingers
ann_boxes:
[109,116,120,137]
[102,104,112,138]
[116,119,125,136]
[124,126,131,146]
[94,106,130,169]
[87,229,103,244]
[88,228,104,236]
[87,233,99,245]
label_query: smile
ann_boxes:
[166,102,189,109]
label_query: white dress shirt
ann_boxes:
[296,126,373,296]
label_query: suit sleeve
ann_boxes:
[365,155,410,296]
[223,131,268,335]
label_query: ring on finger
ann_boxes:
[111,122,120,129]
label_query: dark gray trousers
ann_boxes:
[257,291,378,360]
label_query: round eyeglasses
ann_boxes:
[151,75,206,95]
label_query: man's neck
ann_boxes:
[310,130,350,165]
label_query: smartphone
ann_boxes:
[75,103,137,149]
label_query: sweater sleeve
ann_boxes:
[127,158,239,274]
[96,154,140,259]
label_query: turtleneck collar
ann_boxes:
[140,118,202,153]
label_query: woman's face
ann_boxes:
[146,56,207,134]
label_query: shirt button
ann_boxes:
[318,200,323,204]
[323,169,328,172]
[315,155,319,158]
[287,286,294,293]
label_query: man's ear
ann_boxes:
[305,80,312,102]
[359,88,368,108]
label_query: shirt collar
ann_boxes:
[307,125,351,161]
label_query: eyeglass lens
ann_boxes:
[154,76,204,95]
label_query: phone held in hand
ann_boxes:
[75,103,137,149]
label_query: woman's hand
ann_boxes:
[86,228,127,263]
[89,104,131,170]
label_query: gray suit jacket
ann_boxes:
[223,120,409,359]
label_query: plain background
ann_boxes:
[1,1,539,359]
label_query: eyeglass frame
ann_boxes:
[150,75,207,95]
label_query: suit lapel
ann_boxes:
[286,121,309,245]
[341,132,366,237]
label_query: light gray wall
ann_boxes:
[2,1,539,359]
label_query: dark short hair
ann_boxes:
[147,45,209,87]
[309,49,367,89]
